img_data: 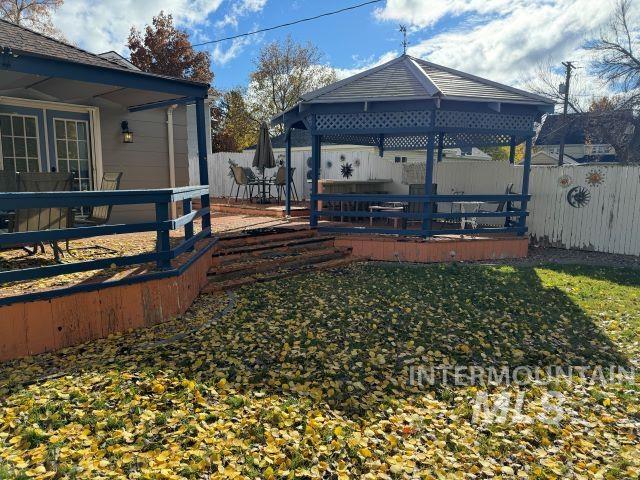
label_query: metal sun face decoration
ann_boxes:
[340,162,354,179]
[567,186,591,208]
[558,174,573,188]
[586,169,605,187]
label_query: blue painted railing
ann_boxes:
[0,186,212,284]
[311,193,530,236]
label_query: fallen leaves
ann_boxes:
[0,263,638,478]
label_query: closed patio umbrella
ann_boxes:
[252,122,276,203]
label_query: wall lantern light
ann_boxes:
[121,121,134,143]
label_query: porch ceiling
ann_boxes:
[0,70,182,108]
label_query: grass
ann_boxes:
[0,263,638,478]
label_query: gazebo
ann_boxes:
[273,54,554,237]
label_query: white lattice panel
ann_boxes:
[435,110,533,131]
[315,110,431,131]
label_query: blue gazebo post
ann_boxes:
[195,97,211,233]
[518,137,533,235]
[285,127,292,216]
[310,133,321,227]
[422,133,436,236]
[509,135,516,164]
[437,133,444,162]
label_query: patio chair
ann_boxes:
[478,183,517,227]
[12,172,73,261]
[273,166,298,203]
[0,170,18,230]
[229,165,259,202]
[70,172,123,252]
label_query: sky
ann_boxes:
[50,0,631,95]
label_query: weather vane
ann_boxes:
[399,25,408,54]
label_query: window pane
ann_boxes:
[78,140,88,159]
[78,159,89,178]
[1,136,13,157]
[26,138,38,157]
[57,160,68,173]
[15,158,27,172]
[77,123,87,140]
[28,158,39,172]
[56,140,67,159]
[12,117,24,137]
[55,120,66,139]
[14,138,26,157]
[68,141,78,159]
[66,121,77,140]
[25,117,37,137]
[3,158,15,172]
[79,179,89,191]
[0,115,11,135]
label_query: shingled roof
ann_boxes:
[0,18,207,87]
[301,55,554,106]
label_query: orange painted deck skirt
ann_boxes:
[334,234,529,263]
[0,250,211,363]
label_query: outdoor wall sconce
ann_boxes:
[121,121,134,143]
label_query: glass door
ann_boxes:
[0,114,41,173]
[46,111,92,192]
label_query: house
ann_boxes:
[0,19,211,222]
[535,113,619,164]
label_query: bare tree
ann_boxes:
[248,36,337,131]
[524,59,592,113]
[588,0,640,109]
[0,0,64,39]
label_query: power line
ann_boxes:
[192,0,384,47]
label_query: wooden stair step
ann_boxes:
[212,239,337,267]
[202,254,357,293]
[215,229,315,249]
[213,235,335,259]
[208,248,350,283]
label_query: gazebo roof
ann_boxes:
[300,55,554,106]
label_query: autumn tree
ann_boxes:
[211,89,259,152]
[127,12,213,84]
[248,36,336,130]
[0,0,64,39]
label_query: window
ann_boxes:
[53,119,92,191]
[0,114,40,172]
[394,156,408,163]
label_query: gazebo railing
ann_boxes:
[311,193,530,236]
[0,186,213,285]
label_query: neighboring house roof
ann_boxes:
[0,18,208,88]
[536,111,634,146]
[300,55,554,106]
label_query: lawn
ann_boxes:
[0,263,638,479]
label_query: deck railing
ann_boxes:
[311,193,530,236]
[0,186,213,284]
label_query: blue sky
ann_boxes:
[51,0,631,95]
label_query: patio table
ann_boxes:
[369,204,406,229]
[452,201,483,230]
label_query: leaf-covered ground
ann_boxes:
[0,263,638,479]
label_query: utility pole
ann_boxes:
[399,25,408,54]
[558,61,575,166]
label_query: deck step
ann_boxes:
[215,229,315,250]
[202,254,356,294]
[212,238,337,267]
[212,235,335,260]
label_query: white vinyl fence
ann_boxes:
[207,151,640,256]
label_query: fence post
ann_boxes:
[183,197,194,252]
[422,133,435,236]
[155,201,171,268]
[518,137,532,236]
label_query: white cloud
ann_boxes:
[212,35,255,65]
[216,0,268,29]
[51,0,225,56]
[334,51,398,79]
[368,0,630,100]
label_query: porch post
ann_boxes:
[508,135,516,164]
[437,132,444,162]
[310,133,321,228]
[195,97,211,232]
[518,137,532,236]
[422,133,435,236]
[285,127,292,216]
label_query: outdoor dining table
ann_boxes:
[452,201,483,230]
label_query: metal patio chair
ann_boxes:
[229,165,259,202]
[11,172,73,261]
[273,166,298,203]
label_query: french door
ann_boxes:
[46,111,93,191]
